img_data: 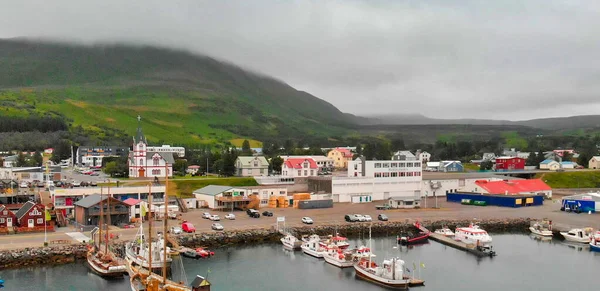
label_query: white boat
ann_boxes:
[319,234,350,250]
[354,226,411,289]
[560,228,592,243]
[301,235,326,258]
[125,224,173,270]
[529,223,553,237]
[455,223,493,248]
[590,231,600,252]
[281,233,302,250]
[434,226,454,237]
[323,247,355,268]
[301,234,322,243]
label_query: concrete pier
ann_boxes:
[414,223,497,258]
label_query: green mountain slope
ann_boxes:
[0,39,357,146]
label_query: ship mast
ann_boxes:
[98,187,103,249]
[369,224,372,269]
[162,163,169,284]
[106,186,111,255]
[148,182,153,271]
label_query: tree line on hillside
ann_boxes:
[0,115,68,133]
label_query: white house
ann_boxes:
[282,158,319,177]
[539,159,560,170]
[589,156,600,169]
[280,155,334,170]
[392,151,417,161]
[146,145,185,158]
[560,161,577,169]
[1,155,17,167]
[128,116,174,178]
[415,150,431,162]
[332,157,422,207]
[193,185,287,209]
[235,156,269,177]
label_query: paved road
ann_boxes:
[1,196,598,250]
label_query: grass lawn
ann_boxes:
[463,163,480,171]
[535,171,600,188]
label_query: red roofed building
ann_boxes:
[327,148,354,169]
[282,158,319,177]
[474,179,552,198]
[123,198,144,221]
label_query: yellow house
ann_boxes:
[327,148,353,169]
[589,156,600,169]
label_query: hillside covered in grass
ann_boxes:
[0,39,359,147]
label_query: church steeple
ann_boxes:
[134,115,146,144]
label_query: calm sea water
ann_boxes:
[1,234,599,291]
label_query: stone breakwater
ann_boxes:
[0,218,532,269]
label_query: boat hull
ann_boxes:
[590,243,600,252]
[398,233,430,245]
[323,254,354,268]
[281,238,302,250]
[529,227,553,237]
[354,265,410,289]
[86,255,126,278]
[301,246,324,258]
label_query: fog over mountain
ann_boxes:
[2,0,600,120]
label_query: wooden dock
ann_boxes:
[414,222,497,258]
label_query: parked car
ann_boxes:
[170,226,182,234]
[248,209,260,218]
[90,172,99,176]
[202,212,211,219]
[345,214,357,222]
[301,217,314,224]
[209,215,220,221]
[90,181,97,187]
[354,214,366,222]
[168,212,178,219]
[262,211,273,217]
[225,213,236,220]
[378,214,388,221]
[363,215,372,222]
[72,181,81,187]
[181,221,196,233]
[211,223,224,231]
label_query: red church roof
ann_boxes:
[284,158,318,169]
[475,179,551,195]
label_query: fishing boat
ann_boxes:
[301,235,326,258]
[127,166,212,291]
[398,231,430,245]
[281,233,302,250]
[125,224,173,271]
[323,246,355,268]
[529,222,553,237]
[560,228,592,243]
[86,187,126,278]
[319,234,350,250]
[354,226,411,289]
[455,223,493,248]
[590,231,600,252]
[434,226,454,237]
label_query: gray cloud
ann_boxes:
[2,0,600,120]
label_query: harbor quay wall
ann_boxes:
[0,218,532,269]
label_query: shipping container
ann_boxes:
[298,199,333,209]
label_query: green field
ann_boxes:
[536,171,600,188]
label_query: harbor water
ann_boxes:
[1,234,599,291]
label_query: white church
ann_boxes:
[128,116,174,178]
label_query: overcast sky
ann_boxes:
[2,0,600,120]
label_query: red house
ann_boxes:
[0,205,17,229]
[495,157,526,171]
[15,201,46,228]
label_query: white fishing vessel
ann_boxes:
[455,223,493,248]
[319,234,350,250]
[323,247,355,268]
[529,222,553,237]
[301,235,326,258]
[434,226,454,237]
[354,226,411,289]
[560,228,592,243]
[281,233,302,250]
[125,224,173,270]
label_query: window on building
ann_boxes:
[37,218,43,224]
[391,163,398,168]
[254,161,258,167]
[298,170,301,176]
[407,172,413,176]
[303,162,308,168]
[391,172,398,177]
[383,163,390,168]
[139,158,143,165]
[374,163,381,168]
[375,173,382,178]
[153,158,159,166]
[400,172,406,177]
[407,162,413,167]
[415,162,421,167]
[383,172,390,177]
[304,170,308,176]
[354,164,358,170]
[260,169,264,174]
[310,170,314,176]
[399,163,406,167]
[0,218,4,223]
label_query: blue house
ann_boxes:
[442,161,464,172]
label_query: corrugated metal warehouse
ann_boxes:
[561,193,600,213]
[447,192,544,208]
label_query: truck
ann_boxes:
[375,204,391,210]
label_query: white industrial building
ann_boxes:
[332,157,423,207]
[146,145,185,158]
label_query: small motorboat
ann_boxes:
[398,232,430,245]
[434,226,455,237]
[560,228,592,244]
[281,233,302,250]
[529,222,553,237]
[181,248,215,259]
[590,231,600,252]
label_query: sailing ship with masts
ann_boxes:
[86,187,127,278]
[126,165,211,291]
